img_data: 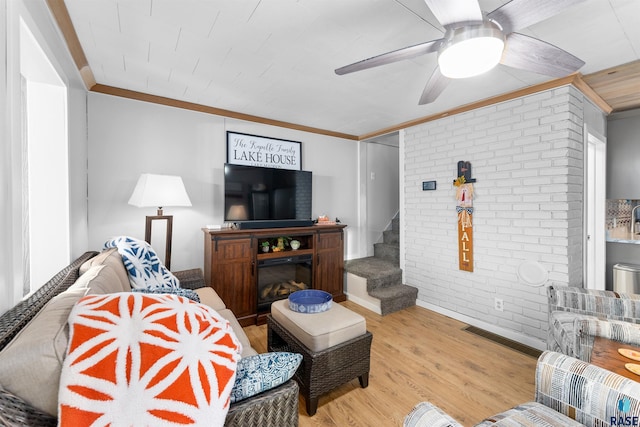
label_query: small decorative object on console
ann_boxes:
[316,215,337,225]
[290,239,300,250]
[289,289,332,313]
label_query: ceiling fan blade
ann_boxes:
[500,33,584,78]
[487,0,586,35]
[335,39,441,75]
[424,0,483,28]
[419,67,450,105]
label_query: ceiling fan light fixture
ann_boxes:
[438,21,505,79]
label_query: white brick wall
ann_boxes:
[403,85,586,346]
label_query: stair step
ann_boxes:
[344,257,401,291]
[373,242,399,265]
[369,284,418,316]
[391,217,399,232]
[383,229,399,245]
[346,214,414,316]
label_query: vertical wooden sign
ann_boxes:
[454,161,475,272]
[457,207,473,271]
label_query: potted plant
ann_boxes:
[261,241,270,253]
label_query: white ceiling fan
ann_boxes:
[335,0,586,105]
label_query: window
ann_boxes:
[18,16,70,297]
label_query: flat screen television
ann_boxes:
[224,163,313,229]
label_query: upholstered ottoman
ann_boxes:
[267,299,373,415]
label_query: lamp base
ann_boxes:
[145,214,173,270]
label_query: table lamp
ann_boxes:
[128,173,192,269]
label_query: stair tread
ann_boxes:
[346,214,412,316]
[344,257,401,279]
[375,242,399,248]
[369,284,418,300]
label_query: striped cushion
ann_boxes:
[403,402,463,427]
[576,318,640,361]
[535,351,640,426]
[548,311,589,357]
[548,286,640,322]
[474,402,582,426]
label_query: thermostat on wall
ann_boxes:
[422,181,437,191]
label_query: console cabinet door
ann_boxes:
[314,230,345,301]
[210,237,256,325]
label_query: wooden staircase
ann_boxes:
[344,216,418,315]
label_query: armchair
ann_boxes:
[547,285,640,360]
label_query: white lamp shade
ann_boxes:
[128,173,192,208]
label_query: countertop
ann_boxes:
[607,227,640,244]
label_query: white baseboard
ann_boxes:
[415,300,547,351]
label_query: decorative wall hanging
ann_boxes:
[227,131,301,170]
[454,161,475,272]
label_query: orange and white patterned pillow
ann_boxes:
[58,292,241,426]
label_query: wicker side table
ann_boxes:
[267,314,373,416]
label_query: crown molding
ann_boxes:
[359,74,613,140]
[46,0,96,89]
[90,84,359,140]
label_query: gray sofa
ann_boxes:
[548,285,640,361]
[404,351,640,426]
[0,249,298,426]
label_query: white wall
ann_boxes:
[87,93,362,271]
[607,109,640,199]
[19,0,89,260]
[1,0,89,313]
[0,0,10,313]
[606,109,640,289]
[68,87,89,259]
[365,140,399,253]
[402,85,594,349]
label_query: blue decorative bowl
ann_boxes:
[288,290,333,314]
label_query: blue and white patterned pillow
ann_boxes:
[104,236,180,290]
[132,287,201,303]
[230,352,302,403]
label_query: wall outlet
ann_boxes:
[494,298,504,312]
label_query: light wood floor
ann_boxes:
[243,301,538,427]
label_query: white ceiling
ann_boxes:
[62,0,640,138]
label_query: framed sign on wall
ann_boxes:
[226,131,302,170]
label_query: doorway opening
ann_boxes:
[584,129,606,290]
